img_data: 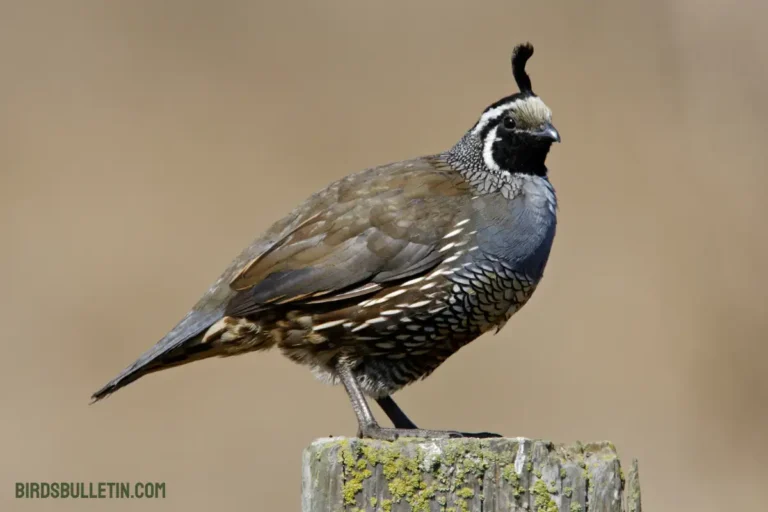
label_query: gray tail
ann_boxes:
[91,309,223,403]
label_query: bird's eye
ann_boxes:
[502,116,516,129]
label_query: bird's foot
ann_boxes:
[458,431,503,439]
[359,426,462,441]
[358,425,502,441]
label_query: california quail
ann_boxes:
[92,43,560,441]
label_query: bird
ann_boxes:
[92,43,560,441]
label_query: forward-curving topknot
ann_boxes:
[511,43,535,94]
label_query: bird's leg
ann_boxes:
[336,361,377,432]
[336,363,503,439]
[337,362,469,440]
[375,393,502,438]
[375,395,419,429]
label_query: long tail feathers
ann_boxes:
[90,309,224,403]
[90,333,220,403]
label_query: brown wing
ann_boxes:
[225,157,472,317]
[90,157,472,401]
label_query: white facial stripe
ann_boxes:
[472,96,552,137]
[482,125,501,173]
[471,100,520,136]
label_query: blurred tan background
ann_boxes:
[1,0,767,510]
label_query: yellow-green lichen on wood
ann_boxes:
[302,437,640,512]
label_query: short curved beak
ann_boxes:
[533,123,561,143]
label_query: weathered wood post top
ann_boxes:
[303,437,641,512]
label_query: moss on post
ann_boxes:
[302,437,640,512]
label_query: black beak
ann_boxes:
[532,123,561,143]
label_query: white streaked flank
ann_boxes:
[400,276,426,287]
[426,269,444,280]
[313,319,347,331]
[360,288,408,308]
[370,297,393,306]
[382,289,408,300]
[443,252,462,264]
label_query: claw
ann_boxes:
[358,426,498,441]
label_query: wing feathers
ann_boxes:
[224,160,472,315]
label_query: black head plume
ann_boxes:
[511,43,534,94]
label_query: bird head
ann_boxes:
[469,43,559,177]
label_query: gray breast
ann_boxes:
[472,175,557,280]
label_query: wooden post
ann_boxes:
[302,437,641,512]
